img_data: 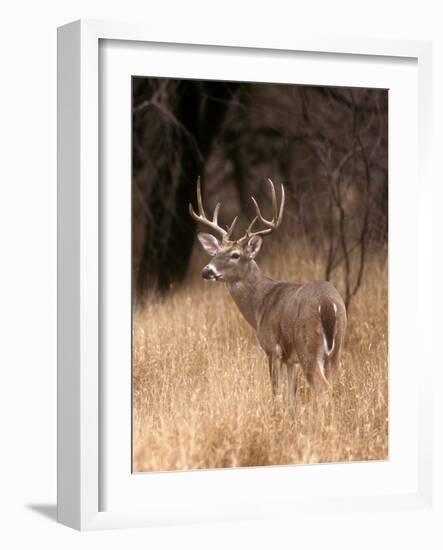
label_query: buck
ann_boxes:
[190,178,347,413]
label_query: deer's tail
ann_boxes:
[319,301,338,358]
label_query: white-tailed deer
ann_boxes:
[190,178,347,413]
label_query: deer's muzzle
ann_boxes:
[201,265,221,281]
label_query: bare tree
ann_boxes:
[132,79,388,305]
[132,79,238,297]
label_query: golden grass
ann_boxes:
[132,243,388,472]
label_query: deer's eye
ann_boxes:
[231,251,241,260]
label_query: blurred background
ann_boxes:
[132,78,388,308]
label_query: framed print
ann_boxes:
[57,19,437,532]
[131,79,388,474]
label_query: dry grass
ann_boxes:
[132,242,388,472]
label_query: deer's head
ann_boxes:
[190,178,285,283]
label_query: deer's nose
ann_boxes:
[202,266,219,280]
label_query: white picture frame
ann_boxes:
[57,19,436,532]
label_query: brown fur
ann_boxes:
[199,237,347,412]
[193,179,346,413]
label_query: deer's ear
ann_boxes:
[247,235,263,258]
[197,233,220,256]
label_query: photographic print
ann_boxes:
[132,78,388,473]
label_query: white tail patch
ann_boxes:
[321,328,334,356]
[319,303,336,357]
[317,359,330,387]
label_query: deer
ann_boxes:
[189,177,347,414]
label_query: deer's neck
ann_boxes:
[226,261,272,330]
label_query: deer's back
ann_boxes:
[256,280,346,361]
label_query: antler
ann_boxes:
[246,179,285,238]
[190,177,285,244]
[189,177,238,241]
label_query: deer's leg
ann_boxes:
[274,346,283,399]
[287,362,300,415]
[301,354,329,392]
[268,352,283,399]
[324,345,342,383]
[268,357,275,396]
[275,358,283,399]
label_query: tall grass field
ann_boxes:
[133,242,388,472]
